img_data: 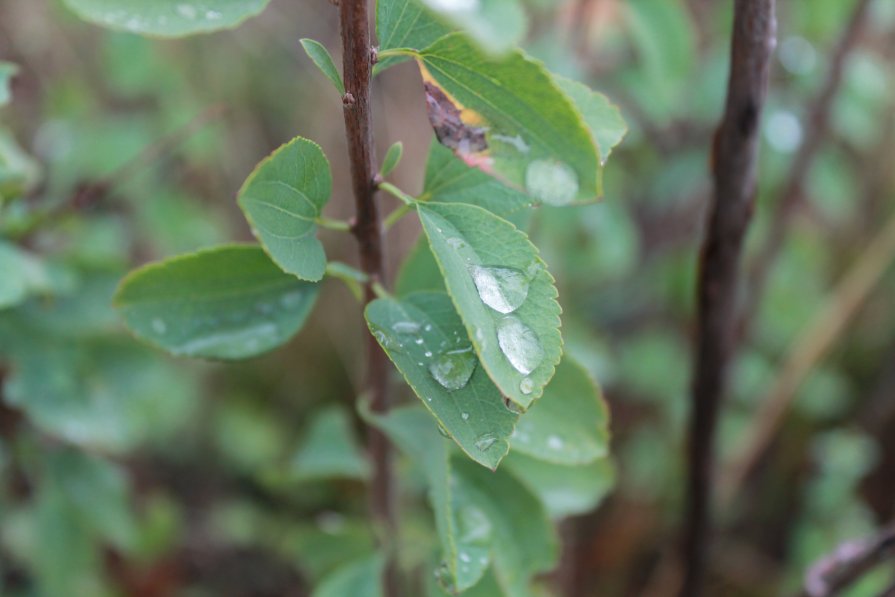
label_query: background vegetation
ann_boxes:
[2,0,895,595]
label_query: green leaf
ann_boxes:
[423,139,532,223]
[395,237,446,296]
[0,62,17,106]
[380,141,403,177]
[237,137,332,282]
[0,129,41,201]
[510,358,609,465]
[0,243,52,310]
[115,245,319,360]
[369,406,491,592]
[313,554,384,597]
[418,0,526,56]
[417,202,562,409]
[61,0,272,37]
[553,76,627,163]
[290,407,370,481]
[415,34,601,204]
[504,454,615,519]
[376,0,451,73]
[364,292,518,469]
[300,39,345,95]
[453,457,558,595]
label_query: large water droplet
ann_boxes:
[392,321,421,335]
[429,347,477,391]
[496,316,544,375]
[468,265,529,314]
[525,159,579,206]
[474,433,497,451]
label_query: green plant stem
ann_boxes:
[383,204,412,231]
[378,181,416,205]
[338,0,398,594]
[315,216,352,231]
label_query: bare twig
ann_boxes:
[741,0,873,330]
[338,0,396,594]
[723,204,895,502]
[681,2,776,595]
[797,524,895,597]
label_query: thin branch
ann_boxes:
[741,0,873,330]
[681,2,776,596]
[796,524,895,597]
[723,203,895,502]
[338,0,397,594]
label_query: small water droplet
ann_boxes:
[424,324,433,332]
[424,350,433,358]
[504,396,524,414]
[151,318,167,334]
[520,377,534,394]
[415,337,424,345]
[280,291,305,309]
[429,347,477,391]
[496,316,544,375]
[392,321,421,334]
[437,424,450,438]
[205,9,223,20]
[468,265,529,314]
[461,412,469,421]
[548,435,564,450]
[525,159,579,206]
[459,551,471,563]
[474,433,497,451]
[447,237,466,250]
[176,3,197,19]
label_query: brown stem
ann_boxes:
[796,524,895,597]
[681,2,776,596]
[338,0,396,594]
[741,0,872,330]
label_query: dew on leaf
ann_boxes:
[474,432,497,451]
[461,412,469,421]
[520,377,534,394]
[504,396,524,414]
[524,159,579,206]
[151,318,167,335]
[176,4,197,19]
[496,315,544,374]
[428,347,477,391]
[468,265,529,314]
[548,435,564,450]
[392,321,421,334]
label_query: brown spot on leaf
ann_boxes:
[424,81,488,156]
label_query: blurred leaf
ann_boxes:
[0,243,53,310]
[369,406,491,592]
[418,202,561,409]
[61,0,272,37]
[427,566,504,597]
[365,292,518,469]
[0,61,16,106]
[291,407,370,481]
[553,75,627,163]
[237,137,332,282]
[395,237,446,296]
[413,34,601,203]
[423,139,532,223]
[0,129,40,201]
[284,518,376,582]
[504,453,614,518]
[418,0,526,56]
[301,39,346,95]
[376,0,451,72]
[115,245,319,360]
[510,357,609,465]
[214,400,288,471]
[380,141,403,177]
[453,456,558,595]
[312,554,384,597]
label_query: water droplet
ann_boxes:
[456,504,492,544]
[492,133,530,153]
[424,350,433,358]
[427,0,479,12]
[424,324,433,332]
[437,424,450,438]
[496,316,544,375]
[392,321,421,334]
[447,237,466,250]
[474,433,496,451]
[176,3,197,19]
[548,435,564,450]
[468,265,529,314]
[461,412,469,421]
[459,551,471,563]
[525,159,579,206]
[205,9,223,20]
[520,377,534,394]
[504,397,524,414]
[429,347,477,391]
[415,338,424,345]
[151,318,167,334]
[280,291,306,309]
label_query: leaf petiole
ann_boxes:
[315,216,352,232]
[378,181,415,206]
